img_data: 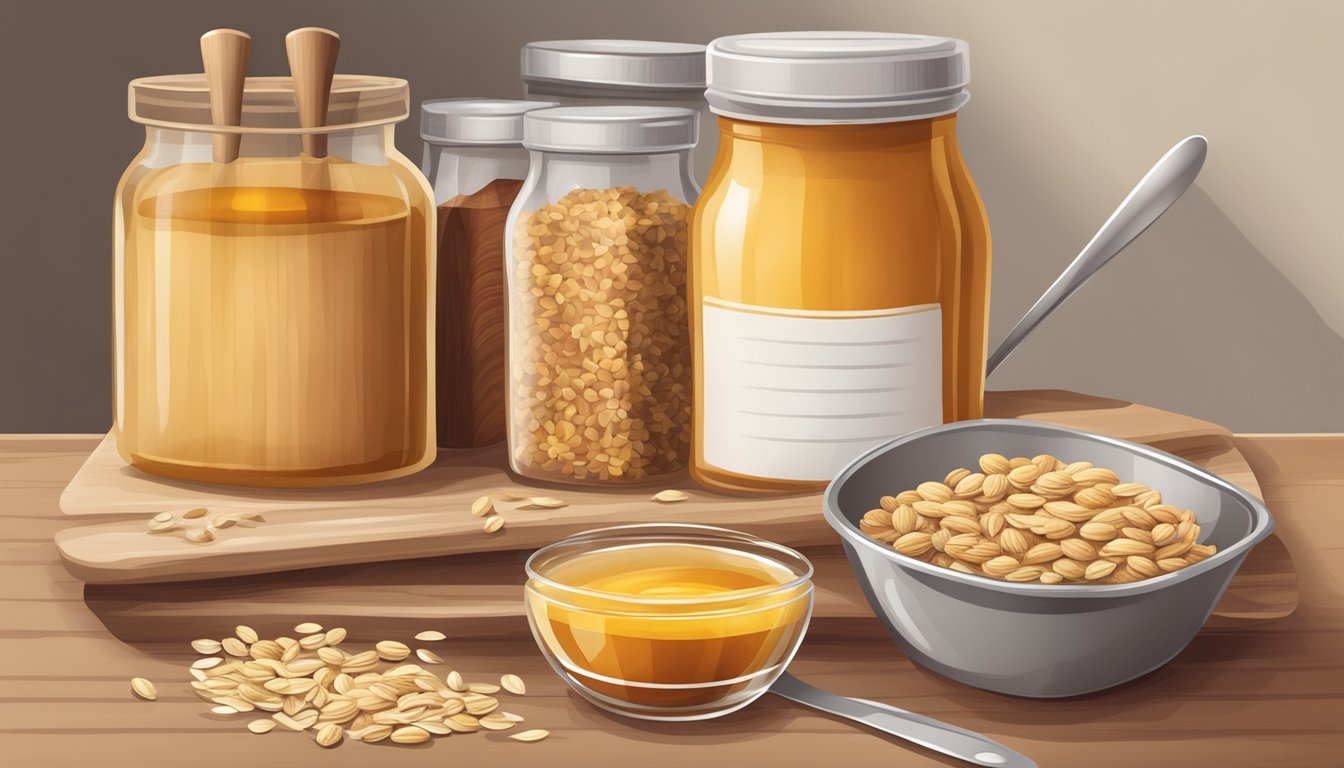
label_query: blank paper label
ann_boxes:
[701,298,943,482]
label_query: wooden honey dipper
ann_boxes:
[285,27,341,159]
[199,29,251,163]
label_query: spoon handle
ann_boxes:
[199,29,251,163]
[285,27,340,159]
[770,672,1037,768]
[985,135,1208,377]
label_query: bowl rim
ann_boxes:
[524,522,816,605]
[822,418,1275,598]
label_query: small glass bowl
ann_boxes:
[524,524,814,721]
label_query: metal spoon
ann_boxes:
[770,672,1036,768]
[986,135,1208,376]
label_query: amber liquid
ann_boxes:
[691,115,991,494]
[435,179,523,448]
[117,163,432,486]
[528,543,811,711]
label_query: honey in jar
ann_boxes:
[114,76,435,487]
[692,33,991,495]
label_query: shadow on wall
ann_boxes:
[985,183,1344,433]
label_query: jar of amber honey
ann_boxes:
[114,75,435,487]
[693,32,991,494]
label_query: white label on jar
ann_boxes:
[701,297,942,482]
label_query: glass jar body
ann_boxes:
[423,143,530,449]
[504,150,698,485]
[114,125,436,487]
[690,115,990,494]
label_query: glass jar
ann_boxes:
[421,98,555,449]
[114,75,435,487]
[521,40,714,184]
[692,32,991,495]
[505,106,699,485]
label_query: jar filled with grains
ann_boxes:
[505,106,699,484]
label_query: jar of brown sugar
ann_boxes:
[505,106,699,484]
[421,99,556,448]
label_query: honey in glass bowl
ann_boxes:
[524,524,814,721]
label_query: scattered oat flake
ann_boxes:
[152,511,173,523]
[510,729,549,742]
[391,726,430,744]
[147,518,177,533]
[479,714,516,731]
[500,674,526,695]
[191,638,222,654]
[375,640,410,661]
[416,648,444,664]
[521,496,567,509]
[186,528,215,543]
[130,677,157,700]
[652,489,689,502]
[414,630,446,642]
[294,622,323,634]
[191,656,223,669]
[182,507,208,519]
[211,705,239,715]
[483,516,506,534]
[471,495,495,517]
[315,723,344,747]
[247,719,276,734]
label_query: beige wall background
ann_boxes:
[1,0,1340,433]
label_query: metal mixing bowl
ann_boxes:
[823,419,1275,698]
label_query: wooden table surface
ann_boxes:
[2,434,1341,767]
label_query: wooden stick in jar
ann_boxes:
[284,27,340,159]
[199,29,251,164]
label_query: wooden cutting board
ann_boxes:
[56,390,1271,587]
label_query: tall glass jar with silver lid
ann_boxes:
[505,106,698,485]
[420,99,555,449]
[521,40,713,183]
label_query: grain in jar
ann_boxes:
[505,106,699,484]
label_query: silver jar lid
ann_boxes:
[420,98,558,145]
[522,106,698,154]
[522,40,706,91]
[706,31,970,124]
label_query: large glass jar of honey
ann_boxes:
[114,75,435,487]
[692,32,991,495]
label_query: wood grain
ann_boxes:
[284,27,339,158]
[436,179,523,448]
[55,391,1265,585]
[1,432,1341,766]
[199,29,250,163]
